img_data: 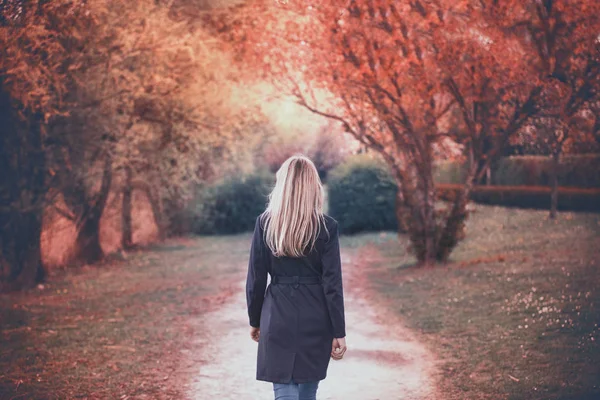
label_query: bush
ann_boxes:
[328,154,398,234]
[193,171,274,235]
[437,184,600,212]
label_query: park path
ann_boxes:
[187,249,437,400]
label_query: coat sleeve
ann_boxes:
[321,220,346,338]
[246,216,269,328]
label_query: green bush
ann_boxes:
[193,171,274,235]
[437,184,600,212]
[327,154,398,234]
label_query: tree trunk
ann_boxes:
[73,213,103,265]
[436,145,479,262]
[394,188,408,235]
[420,178,438,266]
[71,155,113,265]
[145,188,167,240]
[132,181,167,240]
[0,87,47,290]
[121,166,133,248]
[436,173,477,263]
[392,162,438,266]
[0,210,46,291]
[550,151,560,219]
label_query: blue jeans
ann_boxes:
[273,379,319,400]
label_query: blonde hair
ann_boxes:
[261,155,326,258]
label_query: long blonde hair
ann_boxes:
[261,155,326,258]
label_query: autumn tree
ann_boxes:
[1,0,263,288]
[48,0,256,257]
[501,0,600,217]
[514,79,598,218]
[0,0,87,289]
[222,0,600,264]
[226,0,536,263]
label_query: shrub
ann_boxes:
[327,154,398,234]
[193,171,274,235]
[437,184,600,212]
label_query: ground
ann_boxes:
[0,236,243,399]
[1,233,437,400]
[349,205,600,400]
[188,247,435,400]
[1,205,599,399]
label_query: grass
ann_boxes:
[2,205,599,399]
[343,205,600,400]
[0,234,250,399]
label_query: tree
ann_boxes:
[222,0,600,264]
[514,79,598,218]
[225,0,534,263]
[502,0,600,217]
[0,0,86,289]
[47,0,256,255]
[1,0,263,288]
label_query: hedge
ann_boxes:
[327,154,398,234]
[494,155,600,188]
[193,172,274,235]
[437,184,600,212]
[435,154,600,188]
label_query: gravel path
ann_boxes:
[188,252,436,400]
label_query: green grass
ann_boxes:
[347,205,600,400]
[0,234,250,399]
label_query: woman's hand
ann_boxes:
[250,327,260,342]
[331,337,347,360]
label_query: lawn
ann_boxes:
[343,205,600,400]
[0,235,249,399]
[2,205,598,400]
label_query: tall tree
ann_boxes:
[223,0,600,264]
[498,0,600,218]
[1,0,260,287]
[48,0,254,256]
[0,0,84,289]
[514,79,598,218]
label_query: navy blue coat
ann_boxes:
[246,214,346,384]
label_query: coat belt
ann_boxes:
[271,275,322,288]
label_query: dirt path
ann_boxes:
[188,250,437,400]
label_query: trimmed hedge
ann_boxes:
[437,184,600,212]
[435,154,600,188]
[327,154,398,234]
[493,155,600,188]
[193,172,274,235]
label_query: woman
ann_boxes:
[246,155,347,400]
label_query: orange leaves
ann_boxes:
[224,0,599,170]
[0,3,75,115]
